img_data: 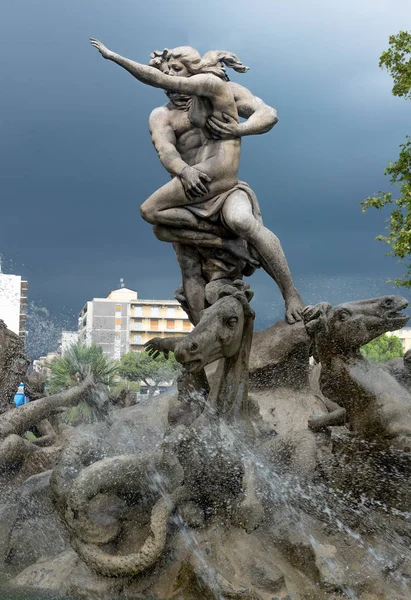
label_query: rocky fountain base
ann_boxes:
[1,291,411,599]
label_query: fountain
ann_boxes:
[1,39,411,600]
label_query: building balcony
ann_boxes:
[130,326,188,334]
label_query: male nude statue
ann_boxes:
[90,40,304,324]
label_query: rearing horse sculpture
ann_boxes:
[147,279,255,421]
[56,281,262,579]
[303,295,411,448]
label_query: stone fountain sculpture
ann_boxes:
[48,38,314,594]
[303,296,411,511]
[4,41,411,600]
[303,295,411,445]
[89,39,304,326]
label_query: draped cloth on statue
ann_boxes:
[184,181,263,281]
[185,180,263,229]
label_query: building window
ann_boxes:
[151,306,160,317]
[167,320,174,330]
[134,306,142,317]
[183,320,191,331]
[133,318,143,330]
[133,335,143,344]
[167,307,175,318]
[151,319,159,330]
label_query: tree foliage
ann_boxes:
[48,343,118,392]
[47,343,118,425]
[61,401,95,426]
[361,31,411,287]
[361,333,403,363]
[118,351,181,397]
[379,31,411,100]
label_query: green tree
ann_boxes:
[118,351,181,397]
[361,333,403,363]
[379,31,411,100]
[361,31,411,287]
[48,343,118,425]
[48,343,118,392]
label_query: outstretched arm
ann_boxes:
[308,396,347,432]
[206,81,278,138]
[144,336,180,359]
[90,39,220,98]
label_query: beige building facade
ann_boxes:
[33,352,59,377]
[78,287,192,360]
[129,298,192,351]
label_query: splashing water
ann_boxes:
[25,302,76,359]
[193,411,411,596]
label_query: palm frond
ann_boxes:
[48,343,118,392]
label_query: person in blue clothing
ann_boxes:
[13,383,29,407]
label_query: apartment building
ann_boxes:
[33,352,59,377]
[78,286,192,360]
[129,298,192,351]
[0,272,28,343]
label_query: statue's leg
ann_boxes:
[153,225,259,267]
[141,174,230,233]
[172,243,206,326]
[221,190,304,323]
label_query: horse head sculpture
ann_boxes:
[303,295,411,446]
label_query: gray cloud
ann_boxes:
[1,0,410,354]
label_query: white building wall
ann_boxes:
[0,274,21,335]
[61,331,79,355]
[85,301,93,346]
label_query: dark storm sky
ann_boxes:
[1,0,411,345]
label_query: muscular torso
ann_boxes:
[168,107,210,165]
[149,80,275,195]
[168,103,241,170]
[150,81,242,189]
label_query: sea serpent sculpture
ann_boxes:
[51,280,265,578]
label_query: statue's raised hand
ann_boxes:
[90,38,113,59]
[144,337,169,360]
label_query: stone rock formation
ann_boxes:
[0,320,29,415]
[249,319,311,391]
[0,294,409,599]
